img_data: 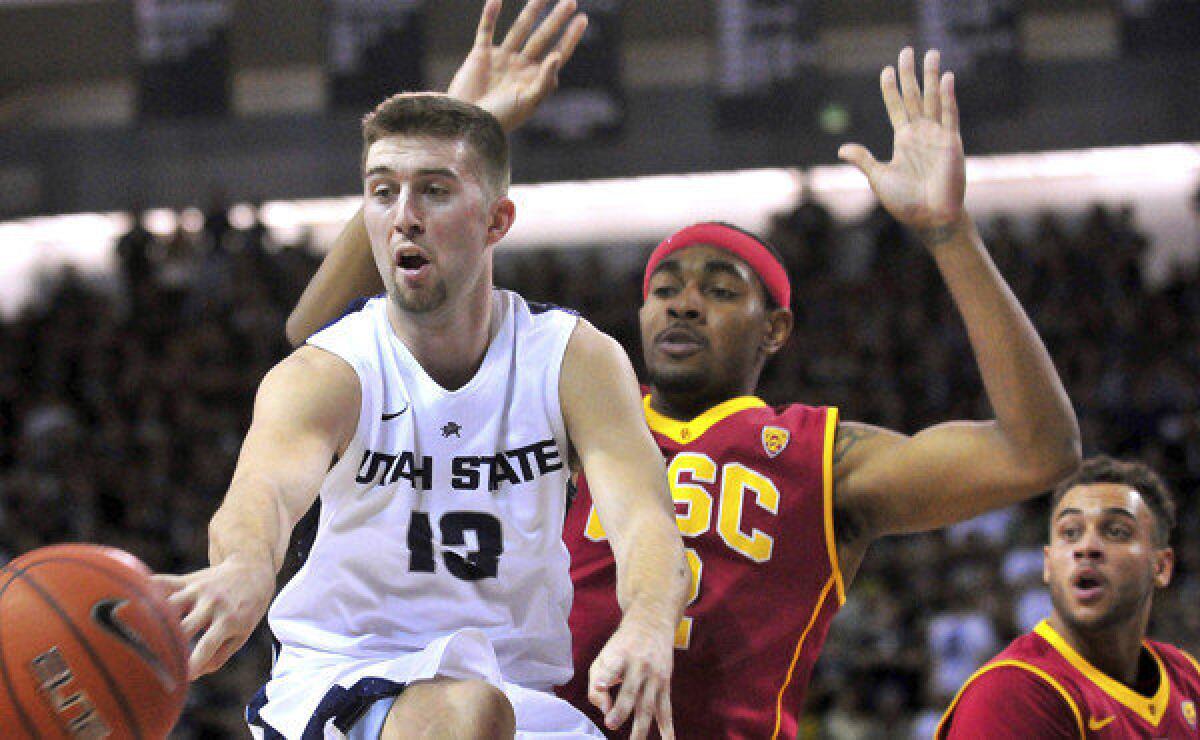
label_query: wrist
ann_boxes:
[913,213,973,250]
[213,547,276,579]
[621,599,678,634]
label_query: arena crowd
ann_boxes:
[1,195,1196,738]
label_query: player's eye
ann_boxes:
[371,184,394,201]
[652,284,679,298]
[1060,525,1081,541]
[424,182,451,196]
[708,286,737,300]
[1107,524,1132,540]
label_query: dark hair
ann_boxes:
[361,93,510,196]
[1051,455,1176,545]
[706,221,787,310]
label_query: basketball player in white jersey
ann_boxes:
[153,3,689,738]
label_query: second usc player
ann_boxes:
[937,457,1200,739]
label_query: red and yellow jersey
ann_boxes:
[559,394,842,740]
[937,620,1200,739]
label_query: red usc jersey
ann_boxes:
[559,394,842,739]
[938,620,1200,739]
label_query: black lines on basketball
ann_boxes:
[2,562,144,740]
[0,562,41,739]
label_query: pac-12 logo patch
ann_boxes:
[762,426,789,458]
[1183,700,1197,727]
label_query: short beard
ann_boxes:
[647,363,709,397]
[1048,580,1150,634]
[391,279,448,314]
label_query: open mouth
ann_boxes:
[1072,570,1106,601]
[397,254,430,270]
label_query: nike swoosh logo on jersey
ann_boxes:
[1088,715,1116,730]
[382,403,410,421]
[91,598,177,691]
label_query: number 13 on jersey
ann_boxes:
[584,452,781,648]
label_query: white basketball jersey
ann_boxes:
[268,290,578,689]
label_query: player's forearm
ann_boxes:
[285,207,382,346]
[612,509,689,627]
[924,215,1080,485]
[207,473,295,575]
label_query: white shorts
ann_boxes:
[246,628,602,740]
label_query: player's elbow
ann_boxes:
[284,313,309,348]
[1026,428,1082,491]
[998,414,1082,494]
[1009,437,1081,495]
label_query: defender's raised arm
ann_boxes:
[831,48,1080,574]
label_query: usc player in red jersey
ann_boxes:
[937,457,1200,739]
[283,7,1082,736]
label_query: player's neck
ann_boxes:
[650,384,756,422]
[1048,611,1149,688]
[386,285,498,390]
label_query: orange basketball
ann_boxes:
[0,544,189,739]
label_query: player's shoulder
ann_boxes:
[940,649,1085,739]
[1147,639,1200,683]
[964,655,1073,700]
[738,400,835,444]
[524,297,580,319]
[955,631,1077,703]
[506,289,579,328]
[769,400,835,427]
[507,291,583,364]
[272,346,361,394]
[306,294,384,345]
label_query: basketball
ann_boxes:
[0,544,189,739]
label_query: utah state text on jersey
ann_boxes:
[355,439,564,491]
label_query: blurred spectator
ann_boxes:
[115,209,157,314]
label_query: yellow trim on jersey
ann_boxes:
[820,407,844,606]
[935,659,1085,740]
[1034,620,1171,726]
[1180,648,1200,682]
[771,576,835,740]
[642,394,767,444]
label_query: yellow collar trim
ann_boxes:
[643,394,766,444]
[1034,620,1170,726]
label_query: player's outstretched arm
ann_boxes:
[285,211,381,346]
[284,0,588,347]
[561,320,688,740]
[832,49,1080,548]
[153,347,359,679]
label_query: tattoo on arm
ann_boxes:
[833,425,879,465]
[833,503,868,546]
[915,223,960,248]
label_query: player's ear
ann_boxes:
[762,307,793,356]
[486,196,515,247]
[1153,546,1174,589]
[1042,545,1051,586]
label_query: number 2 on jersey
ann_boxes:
[585,452,781,648]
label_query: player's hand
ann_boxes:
[447,0,588,133]
[588,609,676,740]
[839,47,966,234]
[152,557,275,680]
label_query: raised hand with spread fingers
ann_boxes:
[838,47,966,239]
[448,0,589,133]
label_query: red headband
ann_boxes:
[642,223,791,308]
